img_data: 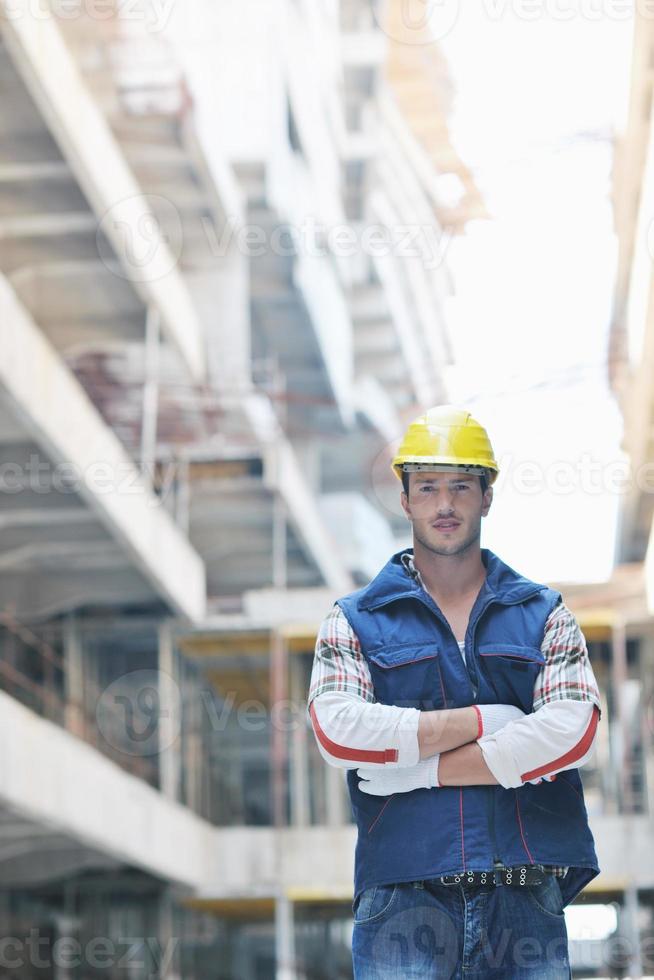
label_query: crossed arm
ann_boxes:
[418,708,498,784]
[307,602,602,791]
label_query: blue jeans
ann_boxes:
[352,875,571,979]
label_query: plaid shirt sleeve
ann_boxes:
[532,601,602,713]
[478,601,601,793]
[307,604,374,706]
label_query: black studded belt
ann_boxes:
[414,865,548,888]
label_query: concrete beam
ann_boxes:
[0,541,126,572]
[0,688,212,890]
[0,566,155,621]
[0,507,92,529]
[0,684,356,896]
[0,272,206,622]
[0,212,97,237]
[267,439,353,592]
[294,254,355,427]
[592,814,654,889]
[349,283,390,320]
[353,319,398,356]
[353,374,402,442]
[180,111,245,230]
[0,161,70,182]
[244,395,353,593]
[369,198,439,406]
[617,94,654,565]
[340,31,387,68]
[194,587,338,633]
[0,4,206,380]
[200,825,357,899]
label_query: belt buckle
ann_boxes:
[440,872,477,886]
[526,865,546,885]
[439,874,463,886]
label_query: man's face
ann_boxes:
[400,469,493,558]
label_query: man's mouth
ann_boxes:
[433,520,461,532]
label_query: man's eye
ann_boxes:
[419,486,433,492]
[453,484,469,491]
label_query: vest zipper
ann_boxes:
[489,788,499,866]
[469,587,543,868]
[467,599,499,863]
[410,592,475,704]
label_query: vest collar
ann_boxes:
[357,547,546,612]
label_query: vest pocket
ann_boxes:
[520,773,590,846]
[477,644,545,711]
[367,644,445,710]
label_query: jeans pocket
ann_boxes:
[353,884,398,925]
[526,875,565,919]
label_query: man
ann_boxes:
[307,405,601,979]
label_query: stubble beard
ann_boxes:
[412,519,482,558]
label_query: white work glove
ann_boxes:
[357,753,554,794]
[475,703,526,735]
[357,755,440,796]
[476,704,555,785]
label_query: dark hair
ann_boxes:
[401,470,489,495]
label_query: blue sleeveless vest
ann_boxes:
[338,548,600,907]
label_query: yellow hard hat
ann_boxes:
[392,405,499,483]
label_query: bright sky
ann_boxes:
[436,9,634,583]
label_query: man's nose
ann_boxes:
[434,489,456,510]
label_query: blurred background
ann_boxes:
[0,0,651,975]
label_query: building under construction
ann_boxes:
[0,0,651,977]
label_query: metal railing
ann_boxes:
[0,610,158,788]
